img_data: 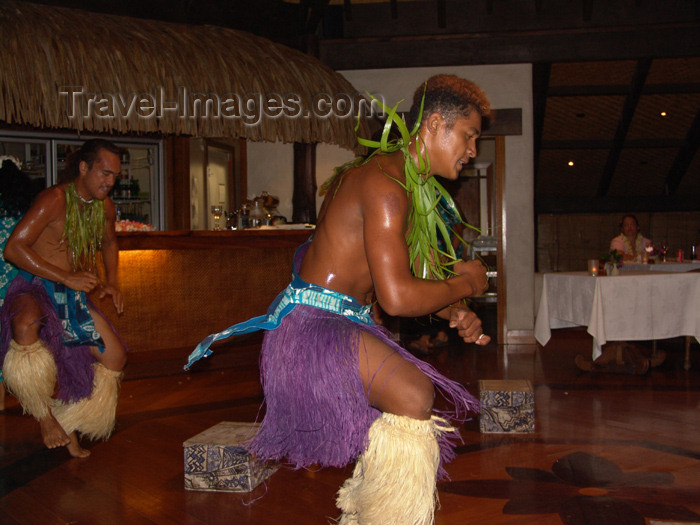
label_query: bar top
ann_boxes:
[116,228,314,250]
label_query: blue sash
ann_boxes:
[184,274,373,370]
[17,269,104,349]
[185,238,373,370]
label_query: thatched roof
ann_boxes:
[0,0,367,150]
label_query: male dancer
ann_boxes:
[188,74,491,524]
[1,139,126,458]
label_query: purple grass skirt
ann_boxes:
[248,304,479,479]
[0,274,97,402]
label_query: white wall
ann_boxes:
[245,142,295,220]
[246,141,356,222]
[247,64,535,340]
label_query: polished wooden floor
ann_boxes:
[2,310,699,525]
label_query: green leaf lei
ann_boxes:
[62,182,105,273]
[321,91,479,281]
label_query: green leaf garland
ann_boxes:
[62,183,105,273]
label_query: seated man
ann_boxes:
[0,139,127,457]
[610,214,652,262]
[577,213,664,374]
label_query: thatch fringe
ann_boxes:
[0,0,368,151]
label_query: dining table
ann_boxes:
[534,270,700,369]
[621,261,700,272]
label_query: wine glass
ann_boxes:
[210,205,223,231]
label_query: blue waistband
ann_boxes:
[269,275,373,323]
[185,275,373,370]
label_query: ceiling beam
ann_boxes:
[319,23,700,70]
[437,0,446,29]
[596,59,651,197]
[302,0,332,35]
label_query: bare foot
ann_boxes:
[66,432,90,458]
[39,412,72,449]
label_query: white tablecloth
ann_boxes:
[534,271,700,360]
[622,261,700,272]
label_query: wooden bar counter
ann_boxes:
[94,229,313,378]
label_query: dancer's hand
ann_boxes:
[448,304,491,345]
[453,260,489,297]
[99,284,124,314]
[66,271,99,293]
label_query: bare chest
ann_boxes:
[33,218,71,271]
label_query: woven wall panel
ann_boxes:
[99,247,296,353]
[536,149,607,198]
[543,96,624,141]
[549,61,636,87]
[609,148,679,196]
[627,94,700,140]
[646,57,700,84]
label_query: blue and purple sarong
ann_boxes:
[186,241,479,476]
[0,271,104,402]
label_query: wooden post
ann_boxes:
[292,142,317,224]
[165,136,191,230]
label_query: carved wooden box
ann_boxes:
[479,379,535,433]
[184,421,279,492]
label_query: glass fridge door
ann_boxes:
[0,136,52,203]
[2,132,163,230]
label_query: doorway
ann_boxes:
[189,139,242,230]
